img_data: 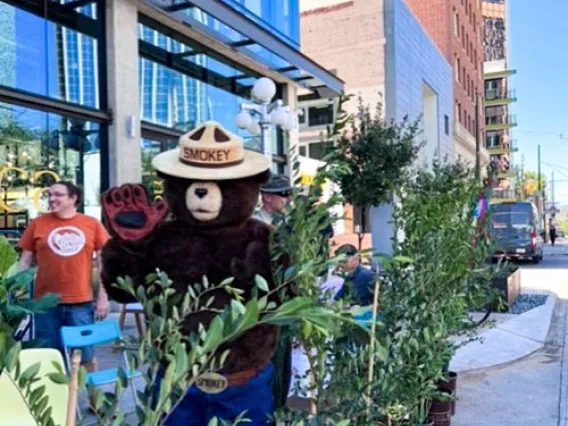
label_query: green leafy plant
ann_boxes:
[75,267,348,426]
[375,158,503,425]
[0,236,61,426]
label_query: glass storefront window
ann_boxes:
[140,138,177,202]
[0,2,100,108]
[0,103,101,227]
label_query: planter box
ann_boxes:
[491,266,521,310]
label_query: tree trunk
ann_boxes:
[358,205,366,252]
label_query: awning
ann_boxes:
[139,0,344,98]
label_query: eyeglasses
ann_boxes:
[47,192,69,198]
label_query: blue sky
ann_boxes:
[508,0,568,205]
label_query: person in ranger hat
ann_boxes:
[254,174,293,225]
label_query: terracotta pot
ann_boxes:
[436,371,458,415]
[428,389,453,426]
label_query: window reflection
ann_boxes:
[0,3,100,108]
[140,138,177,202]
[0,104,101,227]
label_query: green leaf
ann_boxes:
[112,412,126,426]
[21,362,41,381]
[5,342,21,372]
[254,275,269,293]
[0,238,18,277]
[4,267,36,292]
[47,372,68,385]
[202,316,224,353]
[207,417,219,426]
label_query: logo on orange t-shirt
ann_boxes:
[47,226,86,257]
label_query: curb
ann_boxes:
[450,293,557,373]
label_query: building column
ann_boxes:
[105,0,141,186]
[282,82,298,177]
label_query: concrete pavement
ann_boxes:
[453,243,568,426]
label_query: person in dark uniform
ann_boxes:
[334,244,375,306]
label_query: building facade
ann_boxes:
[482,0,517,202]
[0,0,342,229]
[405,0,488,167]
[299,0,454,254]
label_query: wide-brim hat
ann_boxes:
[260,174,292,194]
[152,121,270,181]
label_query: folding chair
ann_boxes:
[0,348,72,426]
[60,320,141,388]
[118,302,145,338]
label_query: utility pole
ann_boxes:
[538,145,546,241]
[552,171,555,211]
[537,144,542,192]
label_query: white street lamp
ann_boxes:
[270,106,290,127]
[235,110,253,130]
[235,77,297,161]
[251,77,277,104]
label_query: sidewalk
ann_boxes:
[450,293,556,372]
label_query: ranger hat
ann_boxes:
[152,121,270,180]
[260,174,292,196]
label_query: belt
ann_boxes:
[225,361,268,387]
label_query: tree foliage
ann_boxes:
[323,97,421,210]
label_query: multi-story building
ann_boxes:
[299,0,454,254]
[405,0,488,168]
[0,0,342,228]
[482,0,517,202]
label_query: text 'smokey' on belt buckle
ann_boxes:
[195,372,228,394]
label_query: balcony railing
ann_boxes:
[485,114,517,128]
[486,139,518,153]
[485,88,517,103]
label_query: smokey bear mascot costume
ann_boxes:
[100,121,282,425]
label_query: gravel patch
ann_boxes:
[509,294,548,315]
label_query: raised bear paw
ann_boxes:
[102,184,168,242]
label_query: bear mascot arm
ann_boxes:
[100,184,167,304]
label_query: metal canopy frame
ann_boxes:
[144,0,344,97]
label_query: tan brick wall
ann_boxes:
[299,1,381,249]
[300,0,386,113]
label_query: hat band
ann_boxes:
[179,146,244,168]
[180,157,244,168]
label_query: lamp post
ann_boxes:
[235,77,298,163]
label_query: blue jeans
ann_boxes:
[34,302,94,365]
[156,363,274,425]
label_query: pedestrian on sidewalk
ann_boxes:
[549,214,558,246]
[17,181,110,373]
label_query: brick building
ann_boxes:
[405,0,488,167]
[299,0,454,255]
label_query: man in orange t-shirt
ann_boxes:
[18,182,110,371]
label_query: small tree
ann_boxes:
[323,97,421,250]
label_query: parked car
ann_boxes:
[489,201,544,264]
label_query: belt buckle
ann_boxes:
[195,372,228,394]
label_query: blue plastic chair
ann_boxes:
[352,309,381,330]
[60,320,141,387]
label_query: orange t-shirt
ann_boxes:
[19,213,110,304]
